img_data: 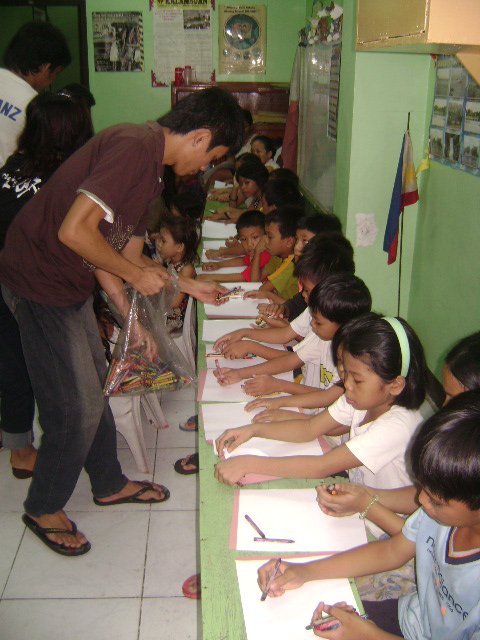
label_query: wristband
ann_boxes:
[359,494,379,520]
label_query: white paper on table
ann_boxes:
[214,436,321,460]
[202,219,237,239]
[203,240,225,252]
[236,557,359,640]
[202,319,253,342]
[198,369,293,403]
[204,296,270,318]
[233,488,367,553]
[213,180,230,189]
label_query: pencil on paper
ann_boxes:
[244,514,266,538]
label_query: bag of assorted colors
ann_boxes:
[103,286,194,396]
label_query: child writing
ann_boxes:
[214,274,371,401]
[315,330,480,536]
[251,134,279,171]
[200,210,270,283]
[154,214,199,334]
[258,391,480,640]
[214,313,427,489]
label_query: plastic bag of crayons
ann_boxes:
[103,286,195,397]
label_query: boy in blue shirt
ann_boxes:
[258,390,480,640]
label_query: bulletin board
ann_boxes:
[430,55,480,176]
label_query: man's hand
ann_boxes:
[180,278,228,305]
[128,265,170,296]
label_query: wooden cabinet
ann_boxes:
[171,82,290,140]
[356,0,480,53]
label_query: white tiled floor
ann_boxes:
[0,388,200,640]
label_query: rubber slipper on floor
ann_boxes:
[182,574,201,599]
[174,452,199,475]
[93,481,170,505]
[179,415,198,432]
[22,513,91,556]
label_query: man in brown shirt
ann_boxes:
[0,87,244,555]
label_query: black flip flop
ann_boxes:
[93,480,170,506]
[174,452,199,475]
[22,513,91,556]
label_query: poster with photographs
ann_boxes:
[92,12,144,72]
[429,56,480,175]
[151,0,213,87]
[219,5,266,75]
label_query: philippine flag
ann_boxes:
[383,131,419,265]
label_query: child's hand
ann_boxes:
[215,425,255,457]
[316,483,373,518]
[221,341,253,359]
[242,374,281,396]
[244,290,269,300]
[257,302,286,319]
[258,315,289,328]
[213,367,243,385]
[225,236,240,248]
[257,559,306,597]
[213,329,248,352]
[253,235,268,255]
[310,604,375,639]
[205,248,223,259]
[245,397,281,412]
[202,261,221,271]
[253,408,308,423]
[214,456,254,485]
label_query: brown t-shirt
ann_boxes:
[0,121,165,306]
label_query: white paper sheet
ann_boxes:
[202,219,237,239]
[202,319,253,342]
[215,436,322,461]
[203,240,226,251]
[199,370,293,403]
[236,557,358,640]
[204,297,270,319]
[234,489,367,553]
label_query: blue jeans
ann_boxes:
[0,289,34,448]
[3,286,127,516]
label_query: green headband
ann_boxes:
[383,317,410,378]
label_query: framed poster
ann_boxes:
[219,5,266,75]
[92,12,144,72]
[151,0,213,87]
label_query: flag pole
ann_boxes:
[397,112,410,317]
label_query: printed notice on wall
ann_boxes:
[219,5,266,75]
[429,55,480,176]
[151,0,213,87]
[92,12,144,72]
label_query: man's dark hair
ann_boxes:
[158,87,244,154]
[309,273,371,325]
[294,233,355,282]
[170,192,204,220]
[265,206,300,239]
[236,210,265,234]
[411,390,480,509]
[263,179,303,209]
[4,21,71,74]
[236,159,269,190]
[445,331,480,392]
[298,213,342,235]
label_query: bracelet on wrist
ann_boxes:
[359,494,379,520]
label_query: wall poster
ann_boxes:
[92,12,144,72]
[430,55,480,176]
[219,5,266,75]
[151,0,213,87]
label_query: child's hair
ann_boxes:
[58,83,96,109]
[294,233,355,282]
[236,210,265,234]
[158,214,200,264]
[339,313,427,409]
[235,159,269,189]
[251,135,276,158]
[170,192,204,220]
[410,390,480,509]
[298,214,342,235]
[13,92,93,178]
[241,108,253,127]
[265,206,300,239]
[235,152,260,165]
[444,331,480,392]
[262,179,303,209]
[268,167,300,186]
[309,274,372,325]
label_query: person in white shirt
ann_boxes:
[0,21,70,165]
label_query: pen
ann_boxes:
[254,536,295,544]
[260,558,281,601]
[305,613,369,631]
[215,359,225,384]
[244,514,266,538]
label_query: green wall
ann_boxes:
[86,0,307,132]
